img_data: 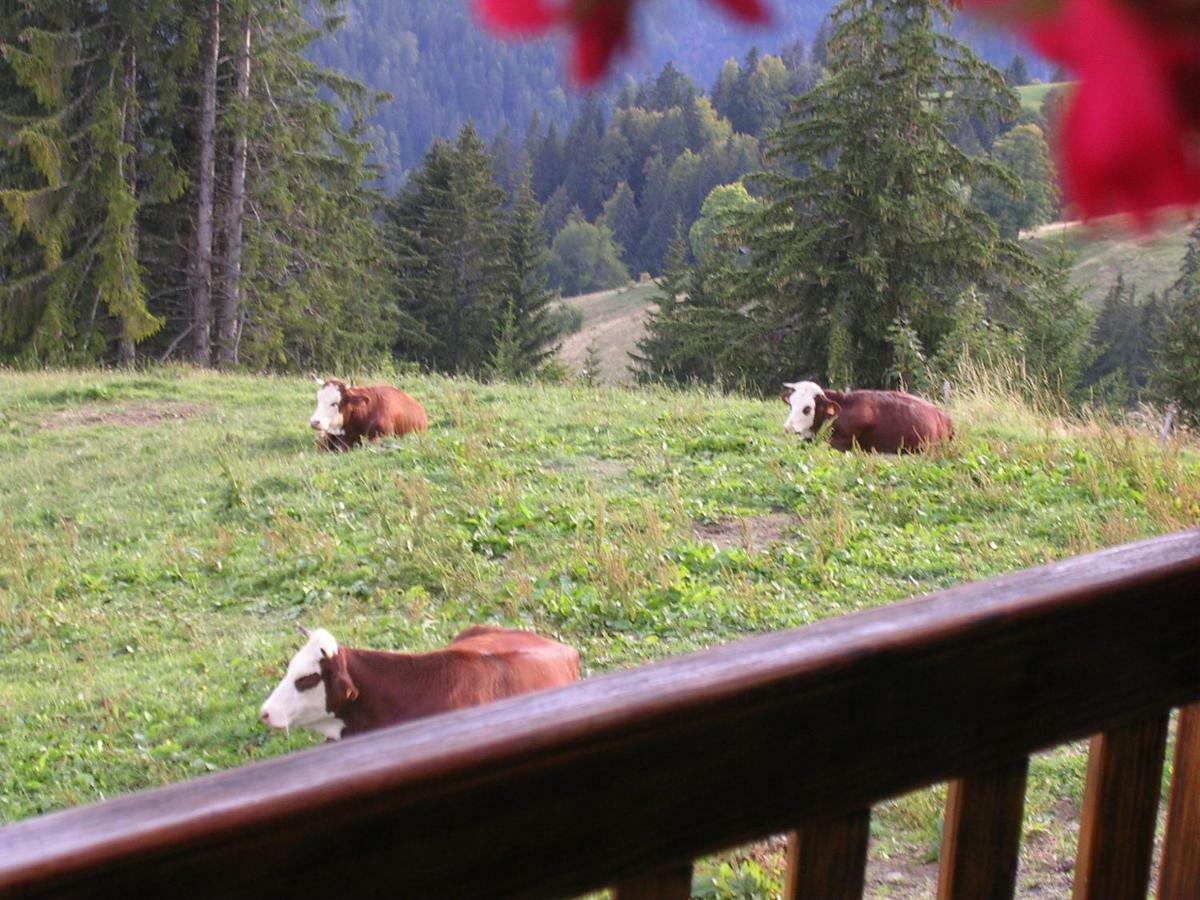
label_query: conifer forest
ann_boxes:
[1,0,1197,419]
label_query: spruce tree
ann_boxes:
[0,0,392,371]
[1081,275,1165,407]
[600,182,640,270]
[1158,225,1200,422]
[0,1,163,364]
[726,0,1038,388]
[503,169,560,375]
[392,122,509,374]
[224,0,393,371]
[634,219,693,382]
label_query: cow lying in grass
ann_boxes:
[260,625,580,739]
[782,380,953,453]
[309,378,428,451]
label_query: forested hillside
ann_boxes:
[3,0,1194,423]
[306,0,1042,184]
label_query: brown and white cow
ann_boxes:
[259,625,580,739]
[781,380,952,453]
[309,378,428,450]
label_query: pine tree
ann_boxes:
[502,169,560,375]
[0,0,392,371]
[581,340,604,386]
[1158,225,1200,421]
[391,122,509,374]
[490,301,524,380]
[0,1,163,364]
[219,0,393,371]
[1081,275,1165,407]
[633,219,701,382]
[600,182,640,270]
[725,0,1040,389]
[190,0,220,365]
[217,1,252,367]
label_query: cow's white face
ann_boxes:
[782,381,826,438]
[310,382,345,435]
[260,628,345,739]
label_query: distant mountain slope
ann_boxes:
[310,0,1043,187]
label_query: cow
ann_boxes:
[781,380,953,453]
[309,378,428,450]
[259,625,581,740]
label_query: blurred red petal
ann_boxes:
[568,0,634,84]
[1046,0,1200,218]
[969,0,1200,219]
[475,0,561,34]
[709,0,771,23]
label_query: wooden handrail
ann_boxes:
[1,531,1198,899]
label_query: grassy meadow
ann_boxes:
[2,367,1198,896]
[1015,81,1070,113]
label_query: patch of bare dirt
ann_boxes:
[38,402,209,431]
[692,513,796,551]
[865,856,940,897]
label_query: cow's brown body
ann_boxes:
[320,626,580,737]
[316,380,427,451]
[783,382,952,453]
[815,389,952,453]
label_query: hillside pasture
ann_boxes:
[557,281,661,383]
[1015,81,1070,112]
[1,368,1197,896]
[1027,218,1194,308]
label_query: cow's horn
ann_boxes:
[296,624,312,637]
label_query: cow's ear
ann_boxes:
[320,652,359,706]
[822,399,841,417]
[333,672,358,703]
[342,392,367,410]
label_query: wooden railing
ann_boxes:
[1,531,1198,899]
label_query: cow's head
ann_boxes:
[310,378,347,434]
[782,381,839,439]
[260,626,350,739]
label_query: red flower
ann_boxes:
[959,0,1200,221]
[475,0,770,84]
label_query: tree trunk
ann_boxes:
[117,38,138,368]
[191,0,220,366]
[217,10,250,368]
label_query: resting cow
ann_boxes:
[260,625,580,739]
[310,378,428,451]
[781,380,952,453]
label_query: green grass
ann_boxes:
[2,367,1197,895]
[1015,81,1071,113]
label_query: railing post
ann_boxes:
[784,809,871,900]
[612,862,693,900]
[1158,704,1200,900]
[1073,714,1170,900]
[937,757,1029,899]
